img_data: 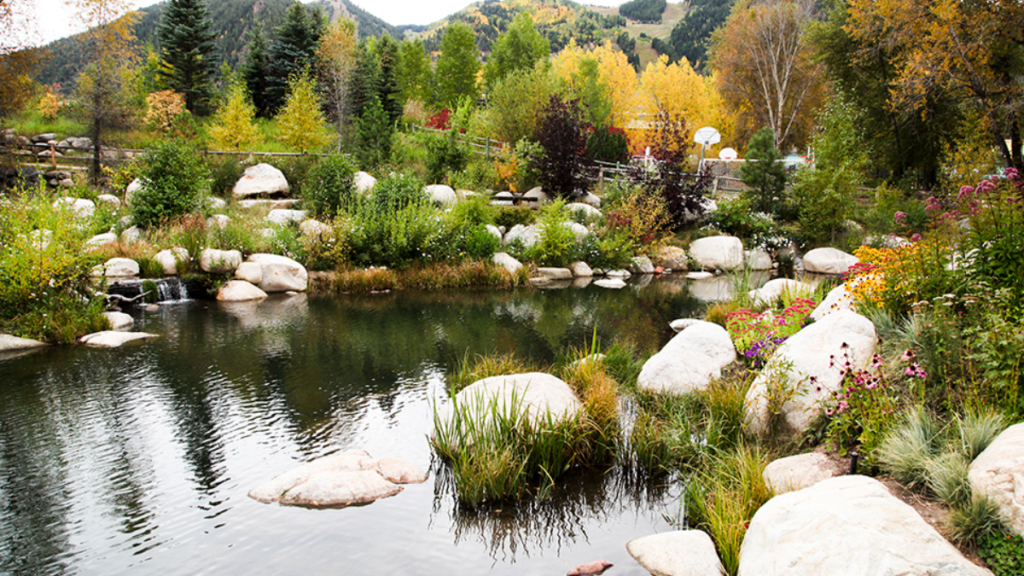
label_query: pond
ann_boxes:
[0,276,739,576]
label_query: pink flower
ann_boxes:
[894,211,907,223]
[901,349,916,361]
[958,185,975,199]
[837,401,850,413]
[911,233,922,242]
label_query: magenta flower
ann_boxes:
[901,349,916,361]
[958,185,975,199]
[894,211,907,223]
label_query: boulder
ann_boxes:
[968,422,1024,536]
[53,197,95,219]
[627,531,725,576]
[103,257,139,278]
[354,171,377,194]
[280,470,402,507]
[629,256,655,275]
[435,373,582,437]
[102,311,134,331]
[86,232,118,247]
[670,318,701,333]
[154,247,189,275]
[232,163,289,198]
[655,246,688,271]
[745,310,877,435]
[247,253,307,292]
[493,191,514,202]
[266,209,307,226]
[638,321,737,395]
[299,219,332,239]
[748,278,814,306]
[426,184,457,206]
[250,449,374,503]
[485,224,503,241]
[492,252,522,275]
[234,261,263,285]
[566,202,602,220]
[0,334,49,351]
[565,221,591,240]
[206,214,231,230]
[567,560,613,576]
[371,457,428,485]
[125,178,144,205]
[606,269,631,278]
[581,192,601,207]
[689,236,744,271]
[238,198,300,210]
[96,194,121,210]
[594,278,626,289]
[216,280,268,302]
[80,331,159,348]
[522,186,550,206]
[763,452,844,494]
[738,475,992,576]
[207,196,227,209]
[503,224,539,248]
[199,249,242,274]
[802,247,859,275]
[746,248,773,270]
[120,226,141,244]
[537,267,573,281]
[810,283,855,321]
[569,261,593,278]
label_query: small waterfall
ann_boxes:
[107,278,194,304]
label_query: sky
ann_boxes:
[31,0,629,46]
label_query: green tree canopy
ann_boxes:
[374,34,403,125]
[266,2,325,113]
[242,25,273,118]
[484,13,550,90]
[435,22,481,108]
[396,38,431,104]
[156,0,217,115]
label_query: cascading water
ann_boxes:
[106,278,195,304]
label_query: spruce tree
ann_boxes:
[266,2,325,113]
[242,26,273,118]
[348,41,380,120]
[157,0,218,115]
[374,35,403,125]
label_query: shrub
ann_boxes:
[738,127,788,217]
[464,226,500,260]
[979,527,1024,576]
[424,131,469,185]
[789,164,856,246]
[529,200,577,266]
[209,157,244,198]
[532,95,590,199]
[304,154,357,218]
[493,205,536,229]
[145,90,187,133]
[131,139,209,228]
[605,186,670,249]
[630,110,711,226]
[585,126,630,164]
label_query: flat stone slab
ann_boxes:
[537,267,573,280]
[627,530,725,576]
[594,278,626,289]
[249,449,426,507]
[80,331,159,348]
[0,334,49,351]
[102,311,134,331]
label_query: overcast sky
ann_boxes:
[31,0,628,46]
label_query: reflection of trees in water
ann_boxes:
[430,459,681,563]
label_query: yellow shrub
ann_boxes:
[145,90,186,133]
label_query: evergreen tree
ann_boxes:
[374,35,403,125]
[354,96,393,169]
[484,13,550,90]
[156,0,218,115]
[738,127,788,217]
[242,25,273,118]
[435,22,480,108]
[348,41,380,120]
[266,2,325,113]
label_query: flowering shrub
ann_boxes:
[848,240,962,314]
[725,298,817,368]
[426,108,452,131]
[954,170,1024,308]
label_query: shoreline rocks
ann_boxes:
[638,320,736,395]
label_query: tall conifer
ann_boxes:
[157,0,217,115]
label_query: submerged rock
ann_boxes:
[280,470,402,507]
[738,475,991,576]
[567,560,613,576]
[80,331,159,348]
[638,321,736,395]
[627,530,724,576]
[594,278,626,289]
[216,280,268,302]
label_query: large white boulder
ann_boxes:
[810,283,856,321]
[120,226,141,244]
[86,232,117,247]
[232,163,289,198]
[435,373,582,437]
[968,422,1024,536]
[738,475,992,576]
[247,253,307,292]
[125,178,144,205]
[748,278,814,306]
[103,257,139,278]
[96,193,121,210]
[266,209,307,226]
[745,310,877,435]
[565,202,602,220]
[638,321,736,395]
[503,224,539,248]
[234,261,263,285]
[53,197,95,219]
[80,331,159,348]
[102,311,134,331]
[569,261,593,278]
[803,247,859,275]
[0,334,49,351]
[426,184,457,206]
[746,248,773,270]
[762,452,843,494]
[536,267,573,280]
[485,224,502,241]
[492,252,522,275]
[522,186,550,206]
[354,171,377,194]
[655,246,688,271]
[199,249,242,274]
[627,530,725,576]
[154,247,189,275]
[689,236,744,271]
[216,280,268,302]
[629,256,655,275]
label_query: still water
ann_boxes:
[1,277,720,576]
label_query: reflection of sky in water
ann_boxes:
[0,282,710,575]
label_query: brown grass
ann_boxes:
[313,261,530,294]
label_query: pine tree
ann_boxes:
[242,26,273,118]
[348,41,380,120]
[374,35,403,125]
[156,0,217,115]
[266,2,324,113]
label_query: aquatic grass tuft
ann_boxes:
[448,352,542,395]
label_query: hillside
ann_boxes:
[34,0,400,89]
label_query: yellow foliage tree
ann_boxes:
[209,82,261,152]
[38,87,61,120]
[275,72,330,152]
[144,89,185,133]
[639,56,736,154]
[316,18,357,142]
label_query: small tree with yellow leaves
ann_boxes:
[144,89,185,132]
[208,81,261,152]
[38,86,61,120]
[275,71,330,152]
